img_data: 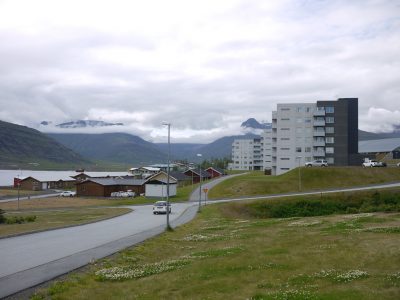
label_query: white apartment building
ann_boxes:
[229,137,263,170]
[269,103,316,175]
[266,98,359,176]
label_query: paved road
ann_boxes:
[1,177,400,298]
[189,174,245,203]
[0,192,60,203]
[0,203,198,298]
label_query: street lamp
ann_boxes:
[17,174,20,210]
[197,153,202,211]
[162,122,171,229]
[296,156,302,191]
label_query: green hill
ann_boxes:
[48,133,167,165]
[209,167,400,199]
[0,120,88,169]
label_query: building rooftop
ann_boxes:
[359,138,400,153]
[80,178,146,186]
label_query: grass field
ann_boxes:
[0,207,131,237]
[30,189,400,300]
[209,167,400,199]
[0,188,42,198]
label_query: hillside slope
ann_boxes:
[0,120,88,168]
[48,133,167,165]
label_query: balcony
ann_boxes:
[313,120,325,126]
[313,150,325,157]
[313,130,325,137]
[313,140,326,147]
[314,109,325,116]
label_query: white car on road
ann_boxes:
[153,201,172,214]
[60,191,76,197]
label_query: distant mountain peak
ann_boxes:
[241,118,271,130]
[55,120,124,128]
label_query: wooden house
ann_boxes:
[183,169,211,184]
[205,167,225,178]
[76,178,146,197]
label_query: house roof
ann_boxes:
[78,178,146,186]
[206,166,224,174]
[359,138,400,153]
[20,175,75,183]
[184,169,211,178]
[169,171,191,181]
[144,171,178,184]
[72,172,130,178]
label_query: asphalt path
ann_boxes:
[0,192,61,203]
[1,176,400,298]
[0,203,198,298]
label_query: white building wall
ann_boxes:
[261,129,272,171]
[270,103,316,175]
[231,138,262,170]
[145,184,177,197]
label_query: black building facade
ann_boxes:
[316,98,360,166]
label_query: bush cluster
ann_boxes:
[248,190,400,218]
[0,210,37,224]
[0,209,5,224]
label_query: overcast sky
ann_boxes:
[0,0,399,143]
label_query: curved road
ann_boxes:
[1,177,400,298]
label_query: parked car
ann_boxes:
[126,190,135,197]
[375,162,387,167]
[111,191,135,198]
[153,201,171,215]
[362,159,378,167]
[60,191,76,197]
[305,159,328,167]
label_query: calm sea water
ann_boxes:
[0,170,129,186]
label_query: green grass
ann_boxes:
[30,191,400,300]
[220,189,400,219]
[0,208,131,237]
[209,167,400,199]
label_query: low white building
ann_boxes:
[145,172,177,198]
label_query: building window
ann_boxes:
[281,108,290,111]
[305,147,311,152]
[296,147,302,152]
[326,137,334,144]
[327,157,334,164]
[281,138,290,141]
[281,118,290,121]
[326,117,334,123]
[281,128,290,131]
[325,107,334,113]
[305,157,312,162]
[326,147,334,154]
[326,127,334,134]
[281,168,290,170]
[305,118,312,124]
[306,107,312,113]
[297,107,303,112]
[280,158,290,160]
[280,147,290,150]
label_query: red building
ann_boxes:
[205,167,225,178]
[183,169,211,184]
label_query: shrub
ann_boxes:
[0,209,5,224]
[242,189,400,219]
[4,215,37,224]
